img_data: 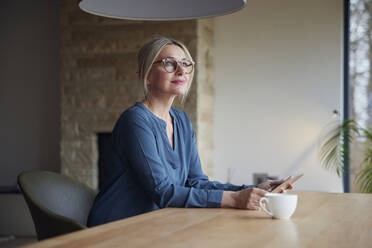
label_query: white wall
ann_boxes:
[213,0,343,192]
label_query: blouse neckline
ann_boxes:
[135,102,178,152]
[135,102,176,126]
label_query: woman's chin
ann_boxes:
[170,88,186,96]
[176,91,186,96]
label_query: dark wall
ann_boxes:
[0,0,60,189]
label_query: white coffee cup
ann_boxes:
[259,193,298,219]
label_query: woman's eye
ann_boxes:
[165,61,176,70]
[165,61,173,66]
[182,61,192,67]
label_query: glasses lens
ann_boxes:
[162,58,194,74]
[181,60,193,74]
[163,58,178,73]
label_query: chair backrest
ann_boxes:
[18,171,97,240]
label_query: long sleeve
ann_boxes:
[114,112,223,208]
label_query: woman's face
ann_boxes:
[146,45,192,98]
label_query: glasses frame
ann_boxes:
[153,57,195,74]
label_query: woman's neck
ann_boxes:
[142,97,174,122]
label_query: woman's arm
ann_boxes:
[221,188,267,210]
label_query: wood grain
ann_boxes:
[23,192,372,248]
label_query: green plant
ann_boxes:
[319,119,372,193]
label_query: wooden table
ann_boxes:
[24,192,372,248]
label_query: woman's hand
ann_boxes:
[257,179,293,193]
[221,188,267,210]
[235,188,267,210]
[221,178,294,210]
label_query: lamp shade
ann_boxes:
[78,0,247,21]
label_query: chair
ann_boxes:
[17,171,97,240]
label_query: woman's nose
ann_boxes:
[176,62,185,75]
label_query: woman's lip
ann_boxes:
[171,80,185,84]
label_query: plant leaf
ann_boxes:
[319,120,359,176]
[356,146,372,193]
[356,164,372,193]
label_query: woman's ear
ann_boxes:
[146,73,153,86]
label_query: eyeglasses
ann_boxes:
[153,57,195,74]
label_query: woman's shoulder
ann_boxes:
[171,107,191,122]
[117,103,151,126]
[171,107,195,132]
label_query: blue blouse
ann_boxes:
[87,102,254,227]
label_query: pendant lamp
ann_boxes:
[78,0,247,21]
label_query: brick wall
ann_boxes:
[60,1,215,188]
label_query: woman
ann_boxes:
[87,37,291,227]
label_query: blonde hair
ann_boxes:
[137,36,194,103]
